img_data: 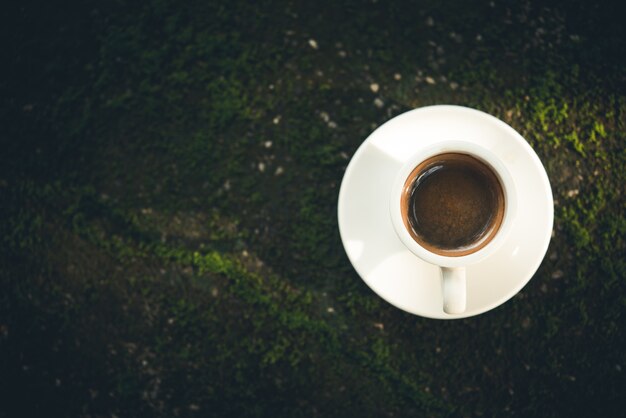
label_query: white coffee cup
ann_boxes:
[389,140,518,314]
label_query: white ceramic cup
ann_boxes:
[389,140,518,314]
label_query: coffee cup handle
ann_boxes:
[442,267,466,314]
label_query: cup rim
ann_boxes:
[389,140,518,268]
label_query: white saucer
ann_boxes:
[337,105,553,319]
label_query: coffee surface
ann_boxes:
[403,153,504,255]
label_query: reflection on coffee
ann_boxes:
[401,153,505,257]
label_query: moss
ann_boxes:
[2,0,625,416]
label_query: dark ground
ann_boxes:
[1,0,625,417]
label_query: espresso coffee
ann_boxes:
[400,153,505,256]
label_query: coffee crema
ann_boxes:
[400,153,505,257]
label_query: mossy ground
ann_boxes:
[1,0,624,416]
